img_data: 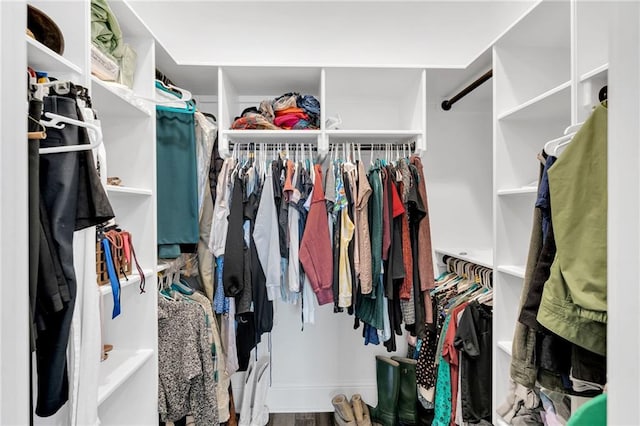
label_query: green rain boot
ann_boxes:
[367,356,400,426]
[391,356,418,426]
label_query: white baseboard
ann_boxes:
[264,383,377,413]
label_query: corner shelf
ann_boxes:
[91,76,152,118]
[497,80,571,121]
[497,340,513,357]
[580,63,609,83]
[99,269,154,296]
[27,36,82,75]
[106,185,153,196]
[97,348,154,405]
[497,265,525,279]
[497,186,538,196]
[434,248,494,269]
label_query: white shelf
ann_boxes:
[497,186,538,196]
[156,263,170,273]
[435,248,494,269]
[106,185,153,196]
[497,340,513,357]
[223,129,321,144]
[497,265,525,279]
[27,36,82,75]
[97,349,154,405]
[99,269,153,296]
[497,80,571,121]
[326,129,422,143]
[580,63,609,83]
[494,415,510,426]
[91,76,152,118]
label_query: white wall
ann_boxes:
[131,1,535,68]
[424,88,493,253]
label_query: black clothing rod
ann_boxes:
[441,69,493,111]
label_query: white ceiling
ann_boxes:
[131,1,536,94]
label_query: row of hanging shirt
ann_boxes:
[208,141,436,353]
[414,256,493,426]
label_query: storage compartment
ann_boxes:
[495,196,535,268]
[325,67,424,131]
[576,1,611,79]
[495,117,569,190]
[493,1,570,116]
[219,66,322,131]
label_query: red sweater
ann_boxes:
[299,164,334,305]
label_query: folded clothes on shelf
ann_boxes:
[230,92,320,130]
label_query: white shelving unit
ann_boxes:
[217,67,427,159]
[106,185,153,196]
[89,2,158,424]
[99,269,154,296]
[212,65,428,412]
[27,36,83,76]
[491,0,612,423]
[1,1,30,424]
[497,186,538,196]
[493,1,571,420]
[97,349,155,405]
[21,0,159,424]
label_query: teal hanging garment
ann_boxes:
[156,108,199,258]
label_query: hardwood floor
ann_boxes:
[267,412,333,426]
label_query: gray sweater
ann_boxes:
[158,297,218,425]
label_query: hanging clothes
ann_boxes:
[158,296,218,426]
[35,87,114,417]
[157,108,199,258]
[454,300,493,424]
[537,102,608,357]
[253,164,282,301]
[355,160,373,295]
[299,164,334,305]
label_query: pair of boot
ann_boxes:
[332,393,371,426]
[239,357,270,426]
[367,355,420,426]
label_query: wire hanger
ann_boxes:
[39,112,103,154]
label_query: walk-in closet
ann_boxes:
[0,0,632,425]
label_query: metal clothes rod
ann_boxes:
[228,141,415,151]
[441,69,493,111]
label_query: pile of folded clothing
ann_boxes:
[231,92,320,130]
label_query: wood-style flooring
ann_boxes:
[266,412,333,426]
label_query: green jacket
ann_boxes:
[537,102,607,356]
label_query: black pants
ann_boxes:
[35,89,114,417]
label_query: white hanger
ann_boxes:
[543,131,576,156]
[39,112,103,154]
[564,122,584,135]
[137,80,193,106]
